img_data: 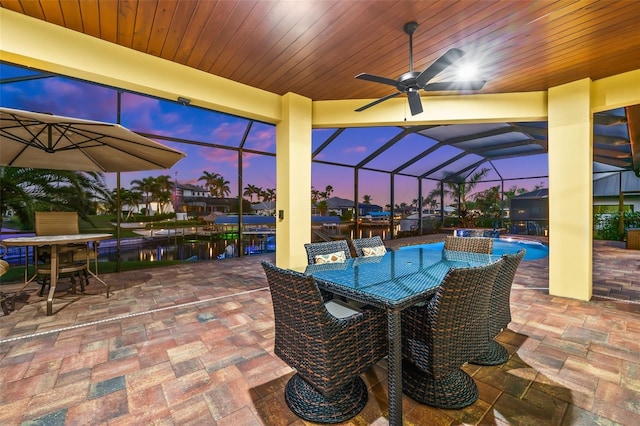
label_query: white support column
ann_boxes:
[548,79,593,300]
[275,93,312,268]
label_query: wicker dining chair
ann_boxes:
[262,261,387,423]
[350,236,388,257]
[401,258,503,409]
[304,240,352,302]
[443,235,493,254]
[471,249,525,366]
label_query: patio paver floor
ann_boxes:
[1,237,640,425]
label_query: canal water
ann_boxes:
[1,224,390,266]
[1,233,272,265]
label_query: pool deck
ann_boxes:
[383,233,549,250]
[386,233,640,302]
[0,235,639,425]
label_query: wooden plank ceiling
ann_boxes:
[2,0,639,177]
[1,0,640,103]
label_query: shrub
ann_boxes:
[594,211,640,241]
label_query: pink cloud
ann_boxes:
[344,146,366,153]
[246,127,276,151]
[211,121,246,143]
[200,147,239,164]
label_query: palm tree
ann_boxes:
[198,171,221,197]
[0,167,108,229]
[503,185,528,201]
[263,188,276,202]
[362,194,372,204]
[431,168,489,210]
[422,194,437,214]
[474,185,502,218]
[243,184,260,202]
[115,188,143,220]
[154,175,174,214]
[130,176,158,215]
[317,200,328,216]
[311,186,321,204]
[213,176,231,198]
[253,186,264,201]
[101,188,119,215]
[396,202,409,214]
[435,167,490,226]
[1,167,38,227]
[316,185,333,201]
[324,185,334,199]
[155,190,173,214]
[40,170,108,215]
[127,190,143,217]
[428,197,438,214]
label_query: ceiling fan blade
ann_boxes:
[422,80,486,91]
[355,92,402,112]
[355,73,399,87]
[407,90,423,115]
[415,48,465,88]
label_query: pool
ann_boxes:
[398,238,549,261]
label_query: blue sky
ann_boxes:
[1,62,549,207]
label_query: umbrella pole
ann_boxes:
[117,172,121,273]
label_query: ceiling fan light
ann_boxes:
[455,63,479,81]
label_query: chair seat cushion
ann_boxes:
[315,251,346,264]
[325,299,360,318]
[362,245,387,257]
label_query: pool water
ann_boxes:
[398,238,549,261]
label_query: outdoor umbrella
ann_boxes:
[0,106,186,269]
[0,106,185,171]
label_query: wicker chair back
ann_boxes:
[429,259,501,372]
[350,236,386,257]
[468,249,526,366]
[35,212,80,236]
[488,249,525,336]
[304,240,352,265]
[444,235,493,254]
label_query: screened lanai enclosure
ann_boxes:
[0,61,637,265]
[509,188,549,236]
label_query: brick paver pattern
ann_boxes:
[1,237,639,425]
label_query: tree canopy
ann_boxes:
[0,167,108,229]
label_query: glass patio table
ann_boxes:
[2,233,111,316]
[297,248,498,426]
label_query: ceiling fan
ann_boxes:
[355,21,486,116]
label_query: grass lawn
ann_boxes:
[79,215,140,238]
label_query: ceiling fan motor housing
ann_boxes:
[404,21,418,35]
[397,71,421,90]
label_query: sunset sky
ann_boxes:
[1,62,549,207]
